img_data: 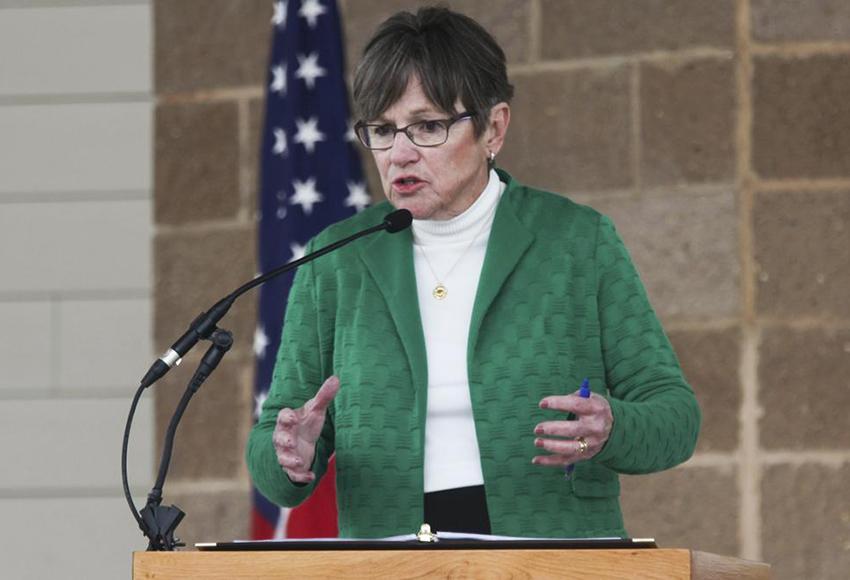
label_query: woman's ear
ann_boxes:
[485,102,511,157]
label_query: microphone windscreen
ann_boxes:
[383,209,413,233]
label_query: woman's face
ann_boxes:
[369,76,508,221]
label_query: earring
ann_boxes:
[488,151,495,163]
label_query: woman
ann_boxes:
[248,6,700,539]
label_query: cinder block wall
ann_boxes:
[153,2,850,578]
[0,1,154,578]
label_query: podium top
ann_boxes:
[196,537,657,551]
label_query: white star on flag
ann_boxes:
[270,64,287,95]
[272,1,287,28]
[254,325,270,358]
[293,117,325,153]
[272,127,288,156]
[299,0,326,28]
[345,181,370,212]
[254,390,268,419]
[289,241,307,262]
[345,119,357,143]
[290,178,323,214]
[295,52,326,90]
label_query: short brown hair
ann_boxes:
[352,6,514,137]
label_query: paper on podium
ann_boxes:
[196,531,655,551]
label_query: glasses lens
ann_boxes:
[356,125,394,149]
[409,120,448,146]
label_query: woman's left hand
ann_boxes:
[532,392,614,467]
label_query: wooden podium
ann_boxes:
[134,548,770,579]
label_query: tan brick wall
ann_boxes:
[153,2,850,577]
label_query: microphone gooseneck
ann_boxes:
[137,209,412,389]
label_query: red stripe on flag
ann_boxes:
[285,456,338,538]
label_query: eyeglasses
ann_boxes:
[354,112,473,150]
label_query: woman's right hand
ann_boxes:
[273,375,340,483]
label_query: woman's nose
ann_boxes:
[388,131,420,165]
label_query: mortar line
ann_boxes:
[739,327,762,560]
[236,97,253,223]
[735,0,761,562]
[630,62,642,193]
[753,178,850,193]
[761,451,850,466]
[757,317,850,330]
[168,478,249,495]
[528,0,542,64]
[664,318,742,332]
[157,87,265,105]
[507,47,734,76]
[683,452,739,467]
[751,41,850,57]
[0,189,151,203]
[569,182,735,203]
[156,219,254,236]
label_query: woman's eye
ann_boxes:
[372,125,394,137]
[418,120,442,133]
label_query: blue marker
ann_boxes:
[564,378,591,480]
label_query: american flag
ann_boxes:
[252,0,368,539]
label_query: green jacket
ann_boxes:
[247,170,701,538]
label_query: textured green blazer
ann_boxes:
[247,170,701,539]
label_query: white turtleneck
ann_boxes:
[413,169,505,493]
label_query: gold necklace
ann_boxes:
[416,216,490,300]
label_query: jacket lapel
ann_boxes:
[468,178,535,356]
[357,226,428,394]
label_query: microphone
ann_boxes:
[139,208,412,388]
[384,207,413,232]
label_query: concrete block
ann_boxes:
[0,4,150,96]
[752,0,850,42]
[754,190,850,318]
[500,67,632,192]
[0,102,152,194]
[0,495,152,580]
[540,0,735,59]
[155,351,253,481]
[57,297,152,392]
[154,102,240,225]
[153,226,256,352]
[760,327,850,450]
[155,0,271,93]
[343,0,530,67]
[621,465,739,555]
[0,199,151,293]
[587,191,739,322]
[753,55,850,180]
[0,301,52,392]
[641,59,736,186]
[762,463,850,580]
[0,398,153,490]
[169,487,251,546]
[668,327,741,452]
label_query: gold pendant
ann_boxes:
[433,284,447,300]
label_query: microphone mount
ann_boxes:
[123,209,412,551]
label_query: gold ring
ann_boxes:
[577,437,589,454]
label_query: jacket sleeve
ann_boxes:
[590,215,701,474]
[246,242,335,507]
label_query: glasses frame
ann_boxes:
[354,112,474,150]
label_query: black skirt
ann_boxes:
[423,485,491,534]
